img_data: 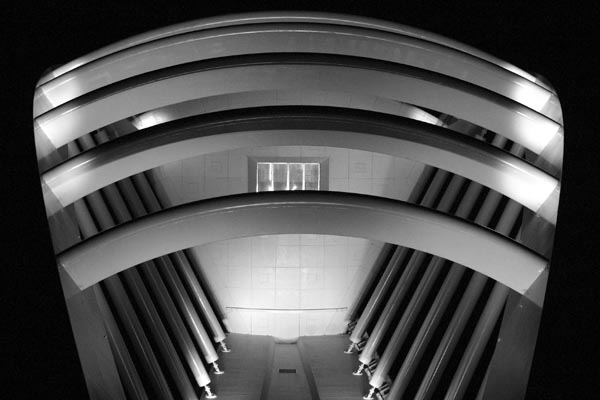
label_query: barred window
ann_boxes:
[256,162,320,192]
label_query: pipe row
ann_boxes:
[354,168,457,369]
[92,280,149,400]
[94,131,224,365]
[73,199,175,400]
[387,199,521,399]
[410,151,525,400]
[77,134,217,399]
[363,169,472,385]
[130,172,229,349]
[346,166,437,352]
[360,135,516,398]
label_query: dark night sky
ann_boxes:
[3,1,599,398]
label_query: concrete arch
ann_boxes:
[42,107,558,223]
[58,191,547,298]
[33,23,557,119]
[37,11,548,92]
[34,56,561,168]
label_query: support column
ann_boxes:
[414,200,522,400]
[443,283,511,400]
[92,285,149,400]
[78,134,207,399]
[364,171,465,385]
[60,273,127,400]
[95,130,222,368]
[347,169,448,352]
[73,199,175,400]
[357,169,465,372]
[129,166,229,350]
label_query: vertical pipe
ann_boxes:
[414,201,522,400]
[83,185,200,400]
[474,364,491,400]
[443,283,510,400]
[153,256,221,364]
[347,246,409,348]
[115,179,221,373]
[414,272,489,400]
[387,264,466,399]
[356,171,464,372]
[346,243,397,326]
[367,135,514,396]
[381,181,487,399]
[385,189,500,398]
[442,202,523,400]
[354,253,426,371]
[73,199,175,400]
[79,135,207,399]
[93,284,149,400]
[95,131,221,366]
[367,256,447,388]
[130,169,229,350]
[124,267,203,400]
[364,171,465,384]
[347,169,448,352]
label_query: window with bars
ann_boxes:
[256,162,320,192]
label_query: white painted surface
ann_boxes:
[150,145,423,336]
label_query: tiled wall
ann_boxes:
[150,146,424,338]
[190,235,383,338]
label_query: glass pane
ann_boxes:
[289,163,304,191]
[272,163,288,191]
[257,162,272,192]
[304,163,320,190]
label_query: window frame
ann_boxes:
[248,156,329,192]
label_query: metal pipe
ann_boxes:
[474,364,491,400]
[414,200,523,400]
[152,256,221,364]
[122,267,202,399]
[379,181,486,398]
[95,130,224,364]
[347,168,442,350]
[365,170,466,384]
[168,250,229,349]
[368,256,447,389]
[92,284,149,400]
[78,135,205,399]
[106,185,218,379]
[356,170,460,368]
[443,283,511,400]
[73,198,174,400]
[348,246,408,348]
[442,201,523,400]
[382,182,498,398]
[130,171,228,348]
[354,251,426,370]
[370,136,511,394]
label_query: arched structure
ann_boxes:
[35,12,562,400]
[58,191,546,297]
[43,107,558,222]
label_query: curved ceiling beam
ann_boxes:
[57,191,547,299]
[128,90,443,131]
[37,11,548,92]
[42,107,559,224]
[34,56,562,169]
[33,23,557,119]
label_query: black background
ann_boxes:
[3,1,599,398]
